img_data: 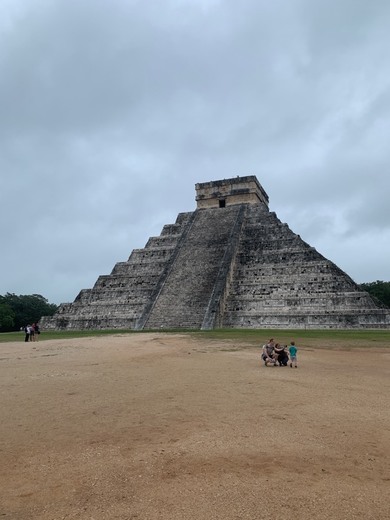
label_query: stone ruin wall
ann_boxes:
[41,176,390,330]
[196,175,269,209]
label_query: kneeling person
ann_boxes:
[262,340,277,366]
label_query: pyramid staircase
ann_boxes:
[41,176,390,330]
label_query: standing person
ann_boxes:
[30,323,36,342]
[34,322,40,341]
[288,341,298,368]
[24,325,32,342]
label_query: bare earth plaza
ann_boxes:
[1,333,389,519]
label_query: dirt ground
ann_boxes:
[1,333,389,520]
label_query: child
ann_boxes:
[275,344,289,366]
[288,341,298,368]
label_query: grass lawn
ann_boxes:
[1,327,390,349]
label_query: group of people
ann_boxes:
[262,338,298,368]
[24,323,40,342]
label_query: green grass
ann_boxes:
[193,328,390,342]
[191,328,390,349]
[0,329,135,343]
[1,327,390,346]
[0,328,198,343]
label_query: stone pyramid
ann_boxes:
[41,176,390,330]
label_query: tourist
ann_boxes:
[267,338,275,350]
[288,341,298,368]
[262,339,277,366]
[30,323,36,342]
[34,322,40,340]
[275,344,289,366]
[24,324,32,342]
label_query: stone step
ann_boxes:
[144,206,242,329]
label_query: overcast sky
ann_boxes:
[1,0,390,305]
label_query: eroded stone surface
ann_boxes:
[41,176,390,330]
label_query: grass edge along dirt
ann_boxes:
[1,328,390,348]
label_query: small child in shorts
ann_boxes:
[288,341,298,368]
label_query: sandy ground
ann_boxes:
[0,333,389,520]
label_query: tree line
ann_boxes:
[0,293,58,332]
[358,281,390,308]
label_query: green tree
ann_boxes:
[0,302,15,331]
[0,293,58,332]
[359,281,390,308]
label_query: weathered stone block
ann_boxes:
[41,176,390,330]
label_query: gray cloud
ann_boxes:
[1,0,390,304]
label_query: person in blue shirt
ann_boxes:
[288,341,298,368]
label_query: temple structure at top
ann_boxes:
[41,175,390,330]
[195,176,269,208]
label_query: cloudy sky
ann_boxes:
[1,0,390,305]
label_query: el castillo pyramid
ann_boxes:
[41,176,390,330]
